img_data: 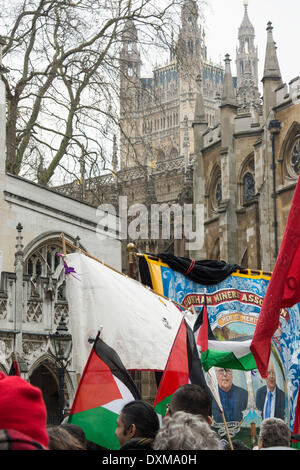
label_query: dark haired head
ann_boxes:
[121,400,160,439]
[47,425,86,450]
[60,423,87,448]
[222,439,250,450]
[169,384,212,420]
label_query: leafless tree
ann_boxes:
[1,0,189,187]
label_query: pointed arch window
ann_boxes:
[208,165,222,215]
[239,154,255,205]
[278,120,300,182]
[243,172,255,203]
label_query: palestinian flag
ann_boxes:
[68,332,141,450]
[194,303,257,372]
[8,353,21,376]
[154,317,210,417]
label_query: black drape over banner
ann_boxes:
[139,253,241,289]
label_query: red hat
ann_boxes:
[0,372,48,448]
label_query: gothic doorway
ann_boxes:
[29,364,60,425]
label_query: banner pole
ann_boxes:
[59,235,187,311]
[127,243,135,279]
[61,233,67,256]
[221,411,234,450]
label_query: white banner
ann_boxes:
[65,252,184,374]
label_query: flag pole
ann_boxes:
[61,232,67,256]
[221,411,234,450]
[59,235,187,311]
[127,243,135,279]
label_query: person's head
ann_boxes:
[266,360,277,392]
[0,371,48,448]
[216,368,233,392]
[47,426,86,450]
[115,400,160,447]
[258,418,291,449]
[153,411,221,450]
[60,423,87,448]
[167,384,212,425]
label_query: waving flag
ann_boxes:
[8,353,21,377]
[154,317,210,417]
[194,303,257,372]
[68,332,141,450]
[65,252,183,374]
[251,176,300,377]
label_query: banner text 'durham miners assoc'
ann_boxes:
[182,289,289,323]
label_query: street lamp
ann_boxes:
[50,316,72,423]
[268,119,281,259]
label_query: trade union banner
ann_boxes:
[139,255,300,442]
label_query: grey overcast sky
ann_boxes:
[204,0,300,91]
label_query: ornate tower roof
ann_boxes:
[181,0,199,28]
[239,1,255,36]
[236,0,260,109]
[221,54,237,108]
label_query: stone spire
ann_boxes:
[262,22,282,118]
[221,54,237,108]
[262,22,282,83]
[236,1,260,109]
[194,74,206,124]
[239,1,254,35]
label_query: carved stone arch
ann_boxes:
[28,353,74,424]
[279,121,300,183]
[238,153,255,206]
[23,232,86,307]
[23,231,87,262]
[206,164,222,215]
[169,147,179,159]
[157,149,166,162]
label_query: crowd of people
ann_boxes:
[0,370,296,451]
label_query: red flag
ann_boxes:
[8,353,21,377]
[198,304,208,352]
[154,318,210,417]
[251,176,300,377]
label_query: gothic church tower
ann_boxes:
[119,18,142,169]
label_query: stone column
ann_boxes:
[14,223,24,355]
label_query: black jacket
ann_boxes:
[256,385,285,420]
[120,437,154,450]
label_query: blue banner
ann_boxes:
[145,256,300,440]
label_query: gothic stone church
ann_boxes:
[59,1,300,276]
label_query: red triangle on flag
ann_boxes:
[198,304,208,352]
[71,347,122,414]
[154,318,189,409]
